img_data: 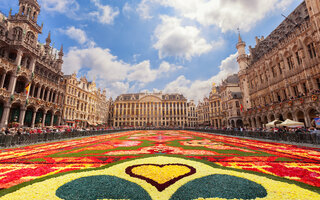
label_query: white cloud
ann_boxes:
[137,0,153,19]
[39,0,79,14]
[63,47,182,97]
[59,26,90,45]
[138,0,294,32]
[90,0,119,24]
[159,61,183,73]
[123,2,134,18]
[163,53,238,102]
[153,16,217,60]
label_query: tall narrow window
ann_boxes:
[293,86,299,97]
[277,92,281,102]
[272,66,276,77]
[296,52,301,65]
[308,43,317,59]
[287,56,294,70]
[283,89,287,100]
[302,82,307,94]
[278,63,282,75]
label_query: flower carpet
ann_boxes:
[0,130,319,199]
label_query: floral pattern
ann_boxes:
[0,130,319,199]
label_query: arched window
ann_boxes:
[25,31,35,45]
[307,42,317,59]
[27,7,31,17]
[12,27,23,41]
[33,12,37,20]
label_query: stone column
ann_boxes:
[18,106,26,127]
[289,86,295,98]
[0,73,6,88]
[58,115,61,126]
[0,103,11,128]
[134,103,137,126]
[54,93,58,103]
[304,113,311,128]
[9,50,23,94]
[50,113,54,126]
[160,102,163,126]
[42,111,47,127]
[31,110,36,128]
[46,90,51,102]
[30,57,36,72]
[152,102,155,126]
[8,73,17,94]
[37,87,41,99]
[30,84,35,97]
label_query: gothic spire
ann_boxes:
[46,31,51,44]
[59,44,64,57]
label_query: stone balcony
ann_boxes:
[0,88,11,100]
[28,97,62,110]
[8,14,42,33]
[0,57,16,72]
[243,93,320,117]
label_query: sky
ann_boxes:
[0,0,303,102]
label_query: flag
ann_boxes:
[240,104,244,112]
[25,83,30,96]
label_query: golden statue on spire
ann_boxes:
[211,82,217,94]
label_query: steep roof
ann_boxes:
[224,74,239,84]
[250,2,309,64]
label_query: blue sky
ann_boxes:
[0,0,303,101]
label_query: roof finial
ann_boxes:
[237,27,243,43]
[46,31,51,44]
[59,44,64,57]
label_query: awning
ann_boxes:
[265,119,283,128]
[279,119,304,127]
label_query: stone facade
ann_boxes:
[187,100,197,128]
[209,86,223,129]
[113,92,188,128]
[63,73,109,127]
[107,98,114,127]
[0,0,65,128]
[197,97,210,126]
[220,74,243,128]
[237,1,320,128]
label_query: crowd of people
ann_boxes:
[0,126,113,147]
[197,126,320,144]
[0,125,319,148]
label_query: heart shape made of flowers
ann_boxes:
[125,164,196,192]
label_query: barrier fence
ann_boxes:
[186,129,320,145]
[0,130,123,148]
[0,128,319,148]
